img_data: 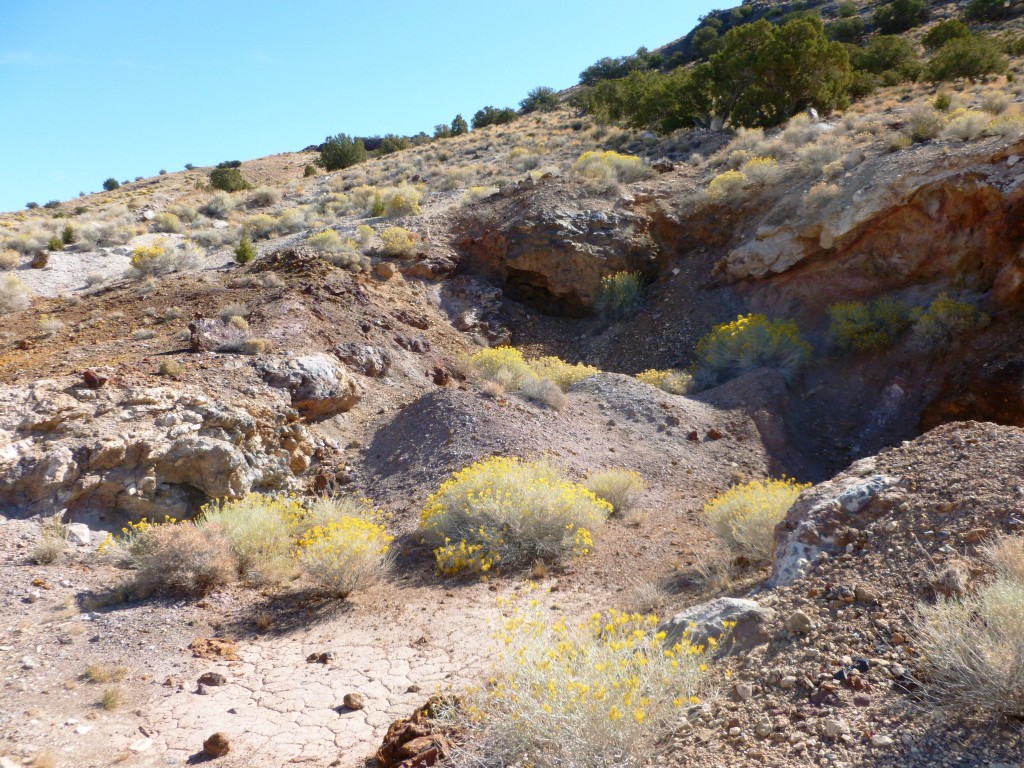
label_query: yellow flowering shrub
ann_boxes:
[130,240,168,268]
[468,346,535,388]
[380,226,417,258]
[910,293,990,351]
[740,156,781,185]
[594,271,643,315]
[635,368,692,395]
[529,356,600,391]
[573,150,654,184]
[704,478,810,563]
[693,313,812,390]
[308,229,343,253]
[585,469,647,516]
[296,515,394,597]
[456,599,716,767]
[706,170,748,200]
[420,457,611,576]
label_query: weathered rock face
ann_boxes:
[189,317,247,353]
[334,343,392,378]
[0,379,313,520]
[256,356,361,421]
[714,140,1024,313]
[454,179,659,315]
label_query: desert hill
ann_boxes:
[2,1,1024,766]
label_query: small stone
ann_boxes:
[374,262,396,280]
[854,585,878,604]
[779,675,797,689]
[729,727,742,737]
[343,692,365,710]
[754,716,773,738]
[735,683,753,701]
[129,738,152,753]
[824,719,849,738]
[203,732,230,757]
[197,683,210,695]
[871,734,894,747]
[785,610,814,634]
[75,725,93,735]
[21,656,37,669]
[198,672,227,687]
[853,694,871,707]
[406,684,421,693]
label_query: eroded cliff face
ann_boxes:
[709,138,1024,315]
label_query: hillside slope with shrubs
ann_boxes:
[3,1,1024,767]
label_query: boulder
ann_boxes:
[188,318,247,353]
[334,343,392,378]
[257,355,361,420]
[658,597,774,655]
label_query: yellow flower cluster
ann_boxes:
[464,598,717,765]
[420,456,610,576]
[635,368,692,395]
[296,516,394,596]
[694,313,812,388]
[129,241,168,267]
[704,477,810,563]
[469,347,601,392]
[706,170,748,199]
[528,356,600,391]
[98,515,178,556]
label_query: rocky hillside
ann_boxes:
[2,3,1024,767]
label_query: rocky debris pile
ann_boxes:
[663,420,1024,767]
[0,378,315,520]
[374,696,457,768]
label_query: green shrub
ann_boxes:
[234,233,257,265]
[200,193,236,219]
[471,106,518,129]
[419,456,610,575]
[25,201,38,209]
[911,293,990,350]
[934,92,953,111]
[243,213,277,239]
[927,36,1008,82]
[520,86,560,113]
[199,493,301,583]
[594,271,643,315]
[693,314,812,390]
[209,167,251,192]
[151,212,183,233]
[308,229,344,254]
[451,114,469,135]
[923,19,972,51]
[318,133,367,171]
[46,235,63,252]
[964,0,1023,21]
[826,16,865,43]
[873,0,929,34]
[217,160,241,169]
[828,296,911,352]
[102,178,120,191]
[30,514,68,565]
[579,46,662,85]
[303,164,317,177]
[851,35,922,82]
[378,134,409,154]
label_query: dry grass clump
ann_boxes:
[469,346,535,388]
[451,601,714,768]
[30,514,68,565]
[199,193,236,220]
[248,187,281,208]
[150,212,183,234]
[0,273,32,312]
[740,156,782,186]
[462,186,500,204]
[573,150,654,185]
[520,377,569,412]
[703,478,809,563]
[420,457,611,575]
[635,369,692,395]
[917,534,1024,719]
[585,469,646,516]
[0,250,21,270]
[98,687,121,710]
[941,109,990,141]
[84,664,128,684]
[804,181,843,209]
[907,106,944,142]
[910,293,990,351]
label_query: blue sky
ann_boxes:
[0,1,719,212]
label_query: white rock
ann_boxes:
[871,734,894,747]
[824,718,849,738]
[130,738,152,753]
[75,725,93,735]
[66,522,91,546]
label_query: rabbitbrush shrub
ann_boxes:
[199,493,302,583]
[573,151,654,184]
[528,357,600,391]
[585,469,646,516]
[828,296,911,352]
[0,273,32,312]
[693,314,812,390]
[594,272,643,316]
[452,601,716,768]
[420,457,611,575]
[295,501,393,597]
[910,293,990,351]
[635,369,692,395]
[703,478,809,563]
[917,534,1024,718]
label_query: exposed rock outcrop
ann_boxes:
[256,355,362,421]
[0,379,313,520]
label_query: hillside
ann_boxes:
[2,1,1024,767]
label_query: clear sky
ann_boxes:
[0,1,719,212]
